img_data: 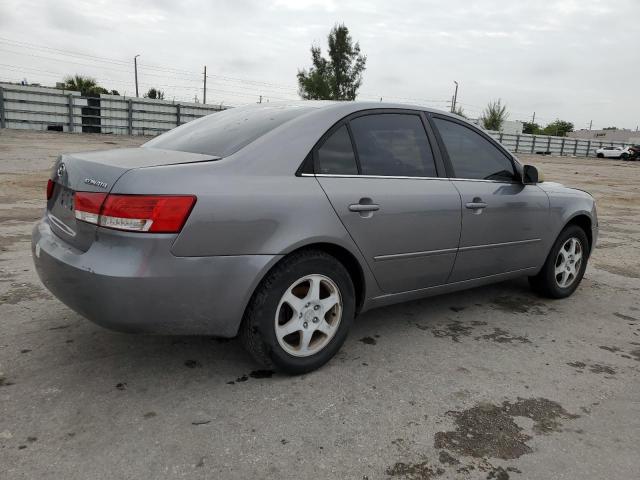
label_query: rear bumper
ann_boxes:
[32,218,281,336]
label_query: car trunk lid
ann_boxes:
[46,148,218,251]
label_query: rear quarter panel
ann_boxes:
[111,162,382,298]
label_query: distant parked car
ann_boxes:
[32,102,598,374]
[595,146,630,159]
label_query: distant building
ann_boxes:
[569,129,640,144]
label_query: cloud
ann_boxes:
[0,0,638,128]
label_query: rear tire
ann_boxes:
[240,249,355,374]
[529,225,589,299]
[621,153,629,160]
[596,153,604,158]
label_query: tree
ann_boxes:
[603,126,617,130]
[297,23,367,100]
[542,120,574,137]
[522,121,542,134]
[61,75,107,97]
[144,88,165,100]
[481,99,508,131]
[452,105,467,119]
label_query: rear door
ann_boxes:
[430,115,549,282]
[314,110,461,294]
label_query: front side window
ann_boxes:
[433,118,516,181]
[349,114,437,177]
[315,125,358,175]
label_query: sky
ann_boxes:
[1,0,638,130]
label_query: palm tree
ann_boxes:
[144,88,165,100]
[62,75,106,97]
[481,99,508,131]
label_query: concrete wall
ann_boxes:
[0,83,227,135]
[487,131,632,157]
[0,83,84,132]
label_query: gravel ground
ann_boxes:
[0,129,639,480]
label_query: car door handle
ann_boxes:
[349,203,380,212]
[465,197,487,210]
[465,202,487,209]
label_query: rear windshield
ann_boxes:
[143,104,314,157]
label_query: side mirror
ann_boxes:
[522,165,542,184]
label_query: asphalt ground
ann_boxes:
[1,129,638,479]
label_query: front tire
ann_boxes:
[529,225,589,299]
[621,153,629,160]
[596,153,604,158]
[240,250,355,374]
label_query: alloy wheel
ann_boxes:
[554,237,583,288]
[275,274,343,357]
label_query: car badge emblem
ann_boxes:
[57,163,66,178]
[84,178,109,189]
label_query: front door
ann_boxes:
[314,112,462,294]
[431,115,549,282]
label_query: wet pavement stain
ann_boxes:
[143,412,157,419]
[599,346,621,353]
[477,328,531,344]
[567,361,586,369]
[434,398,578,459]
[359,336,377,345]
[431,321,473,342]
[429,320,488,342]
[249,369,274,379]
[191,420,211,426]
[613,312,638,322]
[184,360,202,368]
[567,362,616,375]
[487,466,521,479]
[629,348,640,361]
[0,375,15,387]
[438,450,459,465]
[386,460,445,479]
[588,364,616,375]
[490,296,547,315]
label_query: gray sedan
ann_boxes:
[32,102,598,373]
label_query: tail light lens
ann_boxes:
[46,179,55,200]
[74,193,196,233]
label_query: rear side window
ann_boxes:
[315,125,358,175]
[349,114,437,177]
[433,118,516,181]
[143,104,314,157]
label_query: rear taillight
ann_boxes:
[74,192,108,225]
[46,179,55,200]
[74,193,196,233]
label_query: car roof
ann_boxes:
[233,100,459,120]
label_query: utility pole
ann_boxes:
[134,54,140,97]
[451,81,459,113]
[589,120,593,130]
[258,95,262,104]
[531,112,536,124]
[203,66,207,104]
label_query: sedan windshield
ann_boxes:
[143,104,315,157]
